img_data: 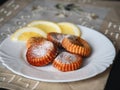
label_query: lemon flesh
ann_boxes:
[27,21,61,33]
[58,22,81,36]
[11,27,47,42]
[18,32,41,41]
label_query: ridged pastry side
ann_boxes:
[26,41,57,66]
[53,60,82,72]
[62,37,91,57]
[52,51,83,72]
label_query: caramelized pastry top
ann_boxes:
[31,41,54,58]
[55,51,82,64]
[27,37,46,48]
[47,32,68,46]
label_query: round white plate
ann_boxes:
[0,25,116,82]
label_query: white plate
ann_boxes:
[0,25,116,82]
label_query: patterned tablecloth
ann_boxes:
[0,0,120,90]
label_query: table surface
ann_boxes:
[0,0,120,90]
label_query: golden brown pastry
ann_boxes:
[26,37,46,48]
[53,51,83,72]
[62,35,91,57]
[47,32,68,47]
[26,39,57,66]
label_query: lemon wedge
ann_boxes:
[58,22,81,36]
[11,27,47,42]
[27,20,61,33]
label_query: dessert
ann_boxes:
[26,37,47,48]
[53,51,83,72]
[62,35,91,57]
[26,38,57,66]
[47,32,67,47]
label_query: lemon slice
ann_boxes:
[11,27,47,42]
[58,22,81,36]
[27,20,61,33]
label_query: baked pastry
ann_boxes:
[53,51,83,72]
[26,37,46,48]
[62,35,91,57]
[26,39,57,66]
[47,32,68,47]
